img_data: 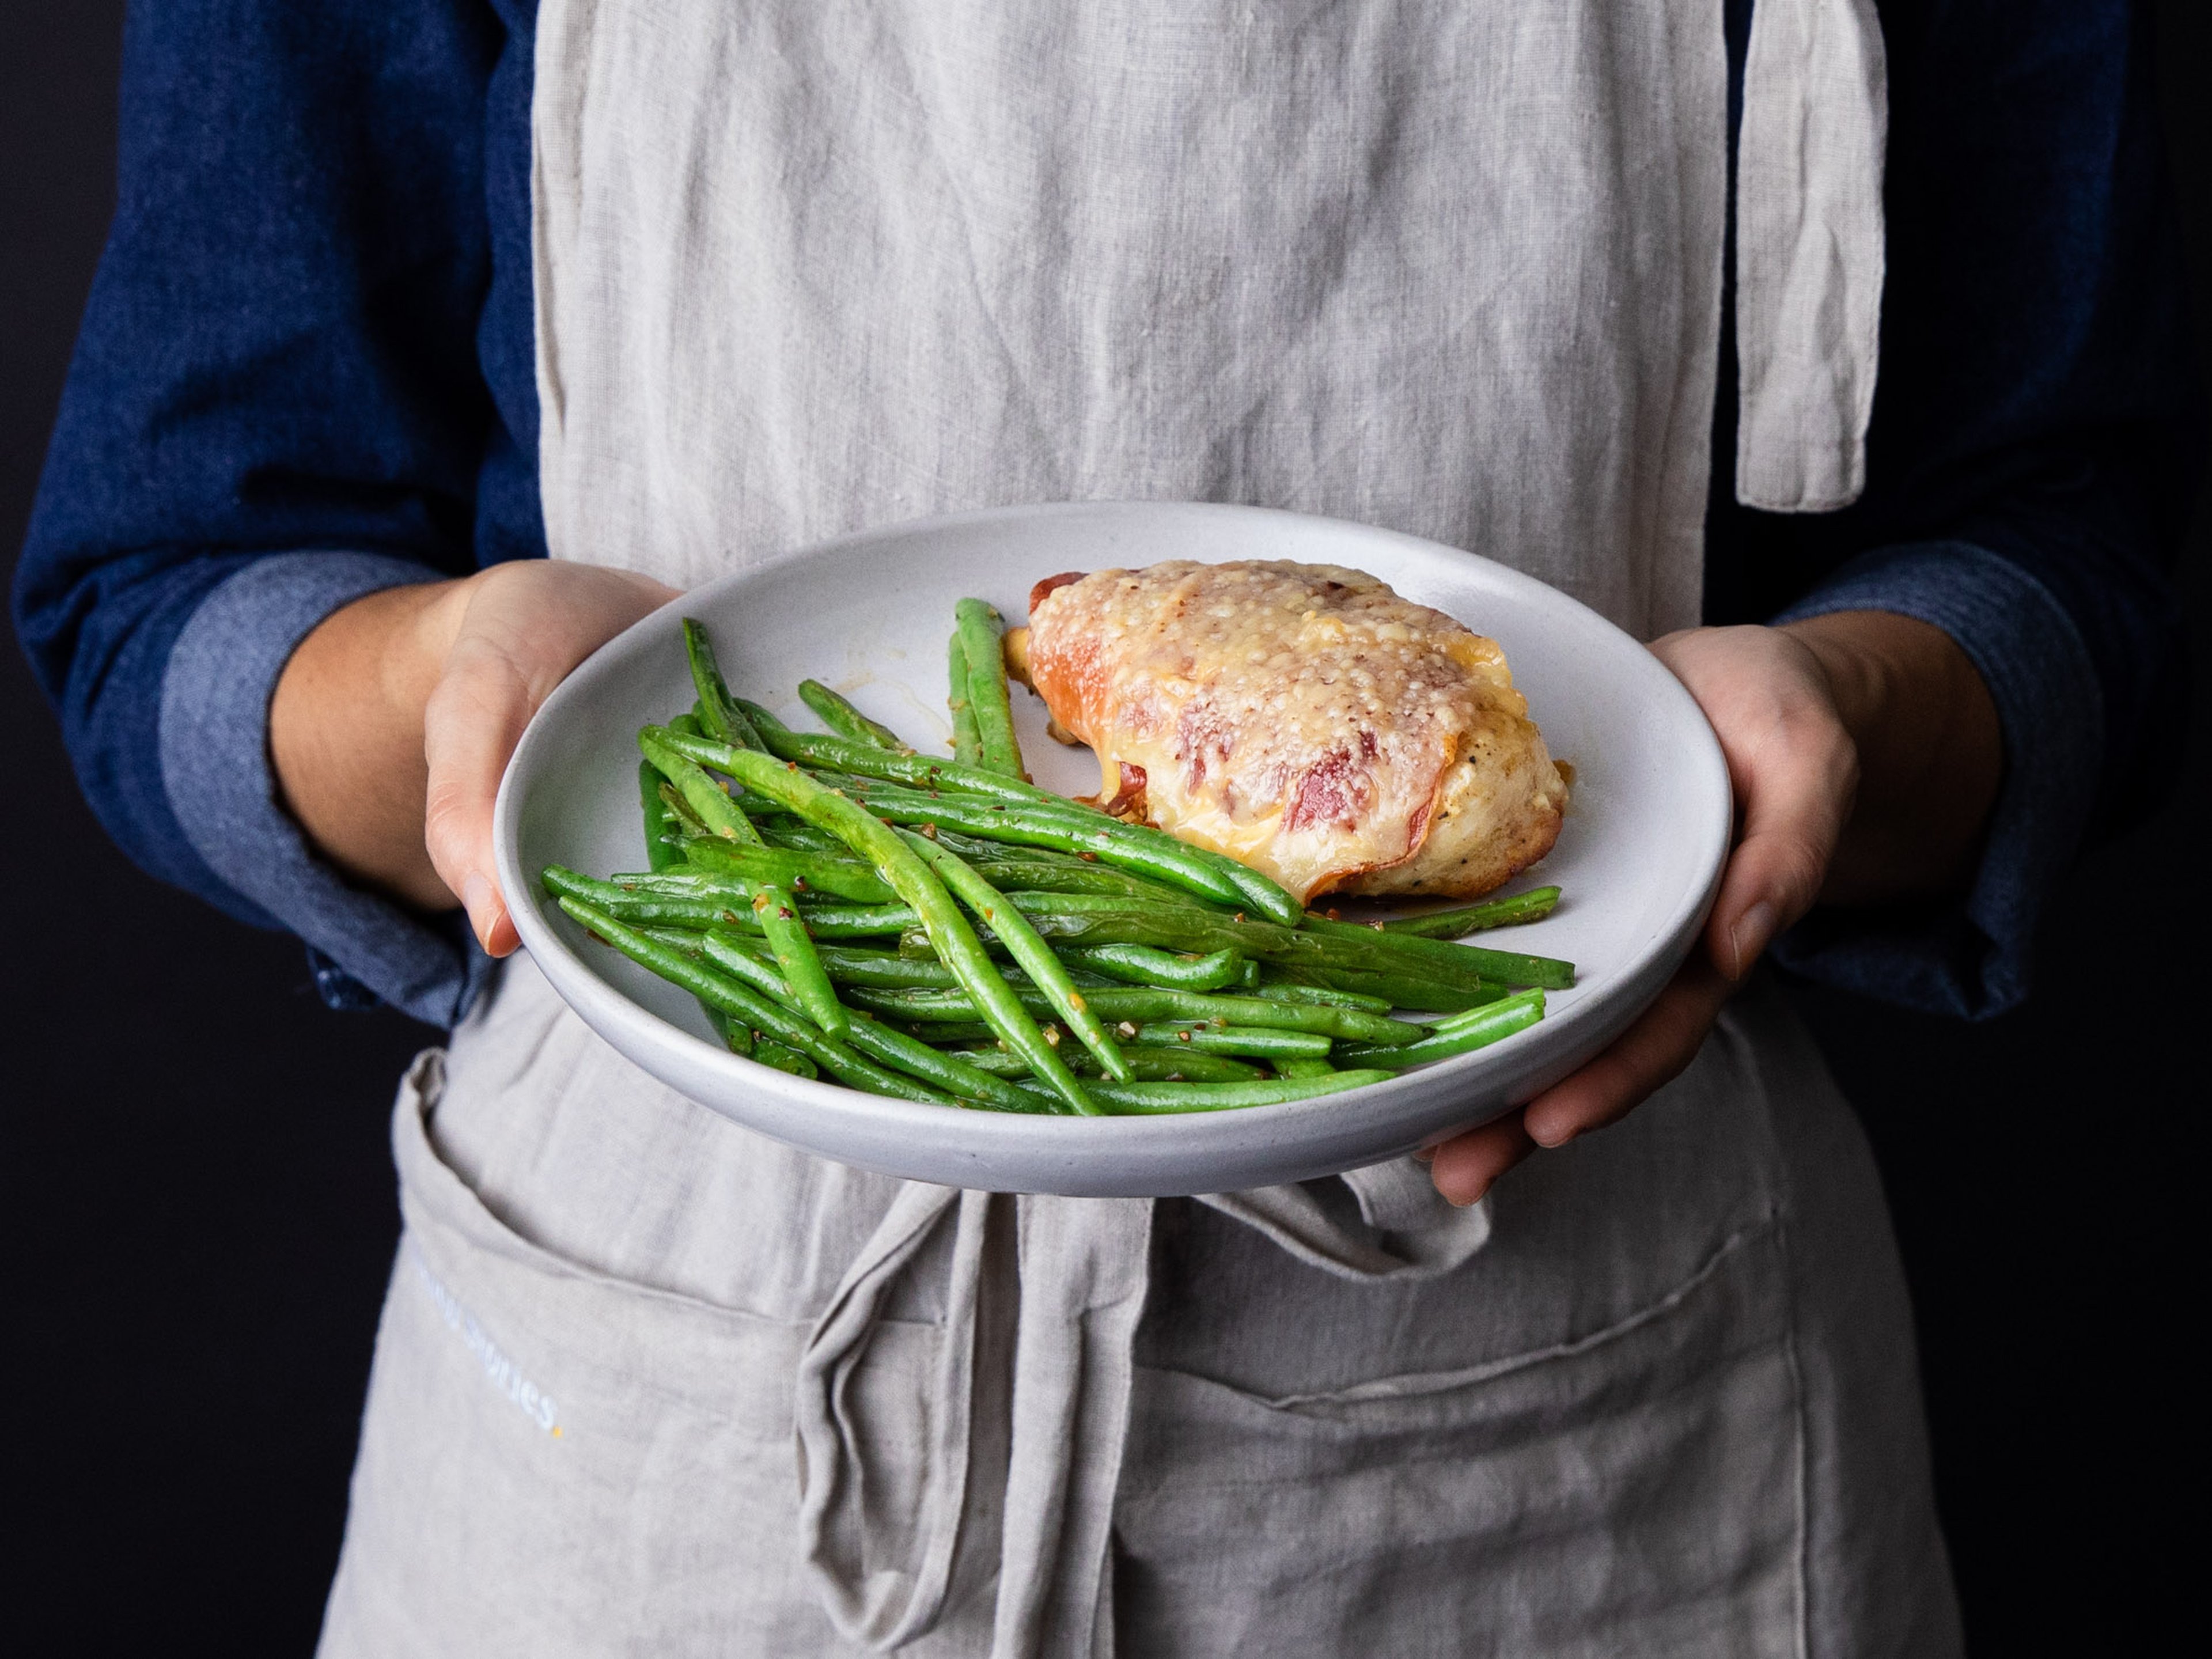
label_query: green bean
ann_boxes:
[1270,1056,1340,1080]
[644,930,772,1062]
[967,860,1214,908]
[1427,988,1554,1036]
[843,791,1251,907]
[954,597,1024,778]
[963,893,1535,994]
[1247,981,1395,1014]
[549,867,915,937]
[679,676,1301,930]
[556,896,953,1104]
[1177,845,1309,930]
[745,728,1042,804]
[1081,988,1421,1046]
[843,982,1425,1046]
[700,1002,753,1056]
[798,679,913,751]
[948,630,983,767]
[742,738,1302,920]
[656,779,710,840]
[1256,962,1512,1014]
[751,1039,819,1079]
[736,940,1118,994]
[1376,886,1562,938]
[858,771,1299,918]
[1014,1069,1399,1115]
[681,839,899,903]
[759,821,855,855]
[543,865,738,928]
[683,618,766,750]
[1296,914,1574,990]
[835,987,1003,1023]
[639,729,763,846]
[733,695,793,739]
[653,726,1257,914]
[1061,944,1248,991]
[901,830,1131,1082]
[756,904,916,937]
[898,1021,1001,1044]
[838,1020,1060,1112]
[849,768,1300,923]
[955,1045,1264,1082]
[930,826,1089,867]
[1119,1022,1334,1059]
[701,745,1099,1116]
[674,728,1228,926]
[640,760,685,873]
[613,871,766,904]
[694,932,1051,1112]
[1332,988,1546,1069]
[637,735,845,1025]
[748,887,846,1036]
[812,944,964,990]
[658,710,714,844]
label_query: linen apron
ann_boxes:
[321,1,1958,1653]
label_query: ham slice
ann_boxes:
[1017,560,1565,905]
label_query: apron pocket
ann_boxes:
[1113,1219,1805,1659]
[319,1050,953,1659]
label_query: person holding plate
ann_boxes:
[14,0,2194,1653]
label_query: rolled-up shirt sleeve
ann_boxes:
[1709,0,2198,1020]
[158,552,493,1025]
[1766,543,2108,1020]
[10,0,522,1025]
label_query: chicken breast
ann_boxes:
[1017,560,1565,905]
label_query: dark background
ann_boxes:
[4,5,2204,1653]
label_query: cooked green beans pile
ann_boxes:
[544,611,1574,1116]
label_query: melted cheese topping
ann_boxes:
[1025,560,1562,902]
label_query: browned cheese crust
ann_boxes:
[1020,560,1565,904]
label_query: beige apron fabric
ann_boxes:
[324,2,1951,1652]
[1734,0,1888,510]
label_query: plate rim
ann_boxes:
[493,500,1731,1194]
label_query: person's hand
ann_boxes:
[272,560,678,955]
[1423,613,2001,1206]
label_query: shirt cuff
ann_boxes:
[158,553,493,1027]
[1767,540,2103,1020]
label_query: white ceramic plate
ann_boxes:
[494,502,1729,1196]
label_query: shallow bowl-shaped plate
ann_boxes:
[495,502,1729,1196]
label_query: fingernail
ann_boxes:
[1446,1185,1487,1210]
[1728,900,1778,979]
[462,872,503,945]
[1528,1120,1578,1150]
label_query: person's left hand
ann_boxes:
[1423,613,1999,1206]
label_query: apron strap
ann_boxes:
[1734,0,1888,512]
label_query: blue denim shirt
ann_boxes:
[12,0,2199,1027]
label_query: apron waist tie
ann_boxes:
[793,1168,1486,1654]
[794,1187,1154,1658]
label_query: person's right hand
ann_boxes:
[271,560,677,956]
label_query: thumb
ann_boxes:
[423,635,537,955]
[1707,699,1856,980]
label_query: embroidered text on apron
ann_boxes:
[321,2,1955,1653]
